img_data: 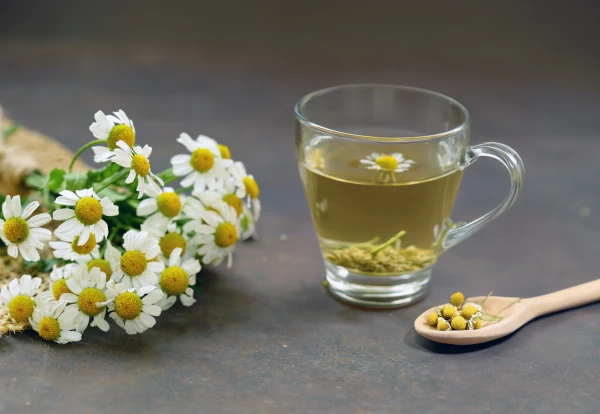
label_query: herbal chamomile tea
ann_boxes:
[300,139,463,275]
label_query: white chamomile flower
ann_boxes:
[228,161,261,221]
[53,188,119,245]
[49,231,99,261]
[30,299,81,344]
[109,230,165,289]
[170,133,232,192]
[43,263,79,302]
[136,186,184,232]
[112,141,164,199]
[61,266,110,333]
[0,195,52,261]
[77,240,121,282]
[90,109,136,163]
[142,221,190,261]
[0,275,42,323]
[103,280,163,335]
[184,199,240,267]
[359,152,415,173]
[156,247,200,310]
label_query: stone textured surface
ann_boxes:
[0,2,599,413]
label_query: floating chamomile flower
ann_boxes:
[109,230,165,289]
[0,195,52,261]
[103,280,163,335]
[78,240,121,282]
[136,186,184,232]
[228,161,261,220]
[53,188,119,245]
[359,152,415,173]
[156,247,200,310]
[184,197,240,267]
[90,110,136,163]
[0,275,42,323]
[50,233,99,261]
[170,133,232,192]
[30,299,82,344]
[61,266,110,332]
[112,141,164,199]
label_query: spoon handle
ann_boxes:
[526,279,600,318]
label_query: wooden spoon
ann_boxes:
[414,279,600,345]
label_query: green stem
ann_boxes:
[370,230,406,256]
[156,167,173,179]
[495,298,522,317]
[69,139,105,172]
[94,170,130,193]
[478,291,494,306]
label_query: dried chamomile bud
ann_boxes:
[451,315,467,330]
[450,292,465,308]
[460,303,482,320]
[426,312,439,326]
[437,318,451,331]
[442,305,457,320]
[473,319,483,330]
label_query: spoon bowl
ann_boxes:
[414,279,600,346]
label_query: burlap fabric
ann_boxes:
[0,111,87,336]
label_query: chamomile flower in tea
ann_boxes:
[170,133,232,192]
[359,152,415,173]
[156,247,200,310]
[103,280,163,335]
[90,109,136,163]
[53,188,119,245]
[0,196,52,261]
[112,142,164,199]
[0,275,42,323]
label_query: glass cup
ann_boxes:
[295,84,524,308]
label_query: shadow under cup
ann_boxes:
[294,85,523,308]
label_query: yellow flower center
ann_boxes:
[120,250,148,277]
[159,266,189,296]
[107,124,136,151]
[375,155,398,171]
[214,222,238,248]
[8,295,35,323]
[115,292,142,320]
[461,305,479,320]
[156,192,182,218]
[77,287,106,316]
[190,148,215,173]
[218,144,231,159]
[88,259,113,280]
[75,197,103,226]
[243,176,260,198]
[132,154,150,178]
[3,217,30,244]
[159,233,187,257]
[52,279,72,300]
[71,233,97,255]
[38,316,61,341]
[222,194,243,216]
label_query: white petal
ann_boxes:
[11,196,22,217]
[60,330,82,343]
[142,304,161,317]
[53,208,76,221]
[142,290,163,305]
[20,201,39,219]
[138,312,156,329]
[27,213,51,227]
[2,196,13,218]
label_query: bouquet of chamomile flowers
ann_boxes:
[0,109,260,343]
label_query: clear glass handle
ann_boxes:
[441,142,525,251]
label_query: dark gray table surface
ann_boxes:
[1,2,599,413]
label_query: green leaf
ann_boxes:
[65,171,89,192]
[24,171,48,190]
[87,163,122,184]
[23,257,64,273]
[97,187,129,203]
[47,168,66,192]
